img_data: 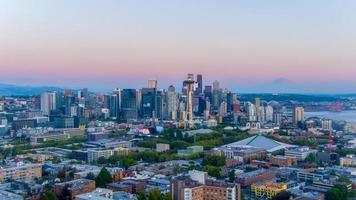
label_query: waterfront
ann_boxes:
[305,110,356,123]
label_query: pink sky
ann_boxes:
[0,0,356,92]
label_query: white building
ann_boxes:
[41,92,57,115]
[265,105,274,122]
[285,147,317,161]
[87,149,114,163]
[321,119,333,130]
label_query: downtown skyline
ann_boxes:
[1,0,356,93]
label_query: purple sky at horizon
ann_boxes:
[1,1,356,92]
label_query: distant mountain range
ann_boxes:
[0,84,63,96]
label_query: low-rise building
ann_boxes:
[270,155,297,167]
[75,188,113,200]
[285,147,317,161]
[178,146,204,157]
[251,182,287,200]
[87,149,114,163]
[236,169,275,187]
[54,179,96,200]
[156,143,170,152]
[171,170,241,200]
[0,163,42,183]
[340,155,356,167]
[219,145,267,164]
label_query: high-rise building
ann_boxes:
[219,101,227,116]
[204,85,212,103]
[321,118,333,130]
[167,85,178,120]
[256,106,265,122]
[293,106,304,125]
[155,90,164,120]
[148,79,157,89]
[255,97,261,107]
[41,92,57,115]
[265,105,274,122]
[196,74,203,95]
[273,112,282,125]
[226,92,234,112]
[82,88,89,99]
[109,94,119,118]
[141,88,156,118]
[213,80,220,91]
[248,103,257,122]
[121,89,138,120]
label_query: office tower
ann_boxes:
[212,80,221,111]
[219,101,227,116]
[136,89,142,115]
[213,80,220,91]
[321,118,333,130]
[248,103,257,121]
[121,89,138,120]
[148,79,157,89]
[196,74,203,95]
[155,90,163,119]
[183,74,195,127]
[197,96,206,116]
[64,89,73,97]
[103,94,110,109]
[204,85,212,103]
[82,88,89,99]
[273,112,282,125]
[167,85,178,120]
[41,92,57,115]
[293,106,304,125]
[109,94,119,118]
[265,105,274,122]
[255,97,261,107]
[226,92,234,112]
[256,106,265,122]
[141,88,156,118]
[64,94,75,116]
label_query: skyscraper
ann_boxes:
[167,85,178,120]
[196,74,203,95]
[41,92,57,115]
[293,106,304,125]
[148,79,157,89]
[141,88,156,118]
[255,98,261,107]
[265,105,274,122]
[109,94,119,118]
[121,89,138,120]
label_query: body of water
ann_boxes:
[305,110,356,123]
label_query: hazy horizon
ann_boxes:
[1,1,356,93]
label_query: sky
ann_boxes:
[0,0,356,93]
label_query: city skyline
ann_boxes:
[1,1,356,93]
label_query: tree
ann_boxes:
[148,189,161,200]
[202,155,226,167]
[325,184,348,200]
[274,191,291,200]
[137,192,147,200]
[229,170,235,182]
[85,172,96,180]
[95,167,113,188]
[45,192,58,200]
[305,153,316,163]
[203,165,221,179]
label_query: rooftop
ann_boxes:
[222,135,296,153]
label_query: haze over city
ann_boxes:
[1,0,356,93]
